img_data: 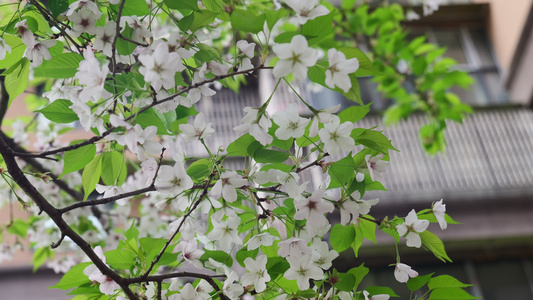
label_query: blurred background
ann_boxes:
[1,0,533,299]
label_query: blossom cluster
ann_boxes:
[0,0,458,299]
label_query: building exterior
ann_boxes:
[1,1,533,299]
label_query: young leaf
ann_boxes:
[34,53,83,78]
[348,264,369,290]
[253,149,290,164]
[50,262,92,290]
[5,58,30,107]
[407,272,434,291]
[428,275,472,290]
[60,143,96,178]
[36,99,79,123]
[82,155,103,200]
[330,224,356,252]
[101,151,127,186]
[49,0,69,17]
[333,272,356,292]
[328,153,356,188]
[420,231,452,263]
[428,288,479,300]
[231,9,265,34]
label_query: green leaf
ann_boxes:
[334,272,356,292]
[348,264,369,290]
[203,0,226,13]
[116,26,137,56]
[352,128,398,152]
[5,58,30,107]
[420,231,452,262]
[428,275,472,290]
[7,219,30,238]
[265,10,288,31]
[201,249,233,267]
[328,153,356,188]
[140,237,172,264]
[82,155,102,201]
[231,9,265,34]
[330,224,356,252]
[408,272,434,291]
[60,143,96,178]
[357,215,377,243]
[266,256,289,278]
[339,104,371,124]
[34,53,83,79]
[187,159,212,180]
[105,249,137,269]
[253,149,290,163]
[429,288,479,300]
[49,0,69,16]
[120,0,149,16]
[0,34,25,69]
[301,12,334,42]
[50,262,92,290]
[189,10,217,32]
[164,0,198,10]
[227,134,256,157]
[136,108,170,135]
[101,151,127,186]
[36,99,79,123]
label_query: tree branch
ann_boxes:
[0,133,139,300]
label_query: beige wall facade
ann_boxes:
[473,0,532,73]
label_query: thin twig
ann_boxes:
[142,171,217,278]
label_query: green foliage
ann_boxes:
[36,99,79,123]
[330,224,356,252]
[60,143,96,178]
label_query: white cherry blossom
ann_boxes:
[325,49,359,92]
[93,21,116,57]
[318,115,355,155]
[365,153,389,181]
[246,233,279,250]
[272,103,310,139]
[433,199,447,230]
[157,162,193,196]
[272,35,318,80]
[339,191,379,225]
[24,39,56,66]
[364,290,390,300]
[396,209,430,248]
[284,252,323,290]
[211,171,247,203]
[207,215,242,252]
[0,38,12,60]
[241,255,270,293]
[15,20,35,48]
[179,112,215,142]
[234,107,273,146]
[285,0,329,24]
[394,263,418,283]
[139,43,184,91]
[83,246,120,295]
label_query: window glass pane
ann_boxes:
[476,260,533,300]
[434,30,469,64]
[470,29,497,67]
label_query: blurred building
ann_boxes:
[1,1,533,299]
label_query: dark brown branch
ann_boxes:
[59,185,156,214]
[0,73,9,126]
[0,133,138,299]
[58,148,166,214]
[118,33,149,47]
[51,233,66,249]
[126,271,229,300]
